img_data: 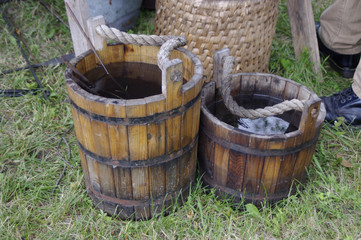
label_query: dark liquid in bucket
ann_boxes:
[83,62,162,99]
[208,94,299,135]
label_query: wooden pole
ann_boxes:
[287,0,322,77]
[213,48,230,90]
[64,0,91,56]
[87,15,106,51]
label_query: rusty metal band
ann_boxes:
[70,92,201,125]
[85,181,192,207]
[199,126,319,157]
[77,135,198,167]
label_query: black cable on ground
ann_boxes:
[1,1,77,192]
[0,52,74,98]
[53,125,75,193]
[0,89,49,97]
[1,7,49,101]
[53,165,67,193]
[1,52,75,75]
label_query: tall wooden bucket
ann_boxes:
[65,43,203,220]
[198,52,326,205]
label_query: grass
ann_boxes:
[1,0,360,239]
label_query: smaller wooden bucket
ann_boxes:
[198,50,326,204]
[65,42,203,220]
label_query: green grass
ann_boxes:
[1,0,361,239]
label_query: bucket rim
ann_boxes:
[201,74,326,139]
[64,43,204,107]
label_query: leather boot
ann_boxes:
[321,87,361,126]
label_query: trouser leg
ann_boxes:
[319,0,361,55]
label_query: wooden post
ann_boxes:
[287,0,322,76]
[213,48,230,89]
[87,16,106,51]
[65,0,91,56]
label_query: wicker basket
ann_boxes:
[155,0,279,82]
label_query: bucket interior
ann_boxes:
[204,73,320,135]
[207,94,301,135]
[72,44,196,100]
[83,62,162,99]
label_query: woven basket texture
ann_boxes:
[155,0,279,82]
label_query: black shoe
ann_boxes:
[321,87,361,126]
[316,22,361,78]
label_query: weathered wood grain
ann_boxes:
[181,84,195,148]
[140,45,158,65]
[243,155,264,195]
[132,167,150,217]
[113,167,133,200]
[260,156,282,195]
[126,99,148,161]
[87,16,106,52]
[164,59,183,154]
[287,0,322,74]
[86,155,101,193]
[213,143,230,186]
[78,149,89,183]
[146,95,166,158]
[97,163,115,197]
[124,44,141,62]
[149,164,166,199]
[64,0,90,56]
[226,150,246,191]
[274,154,297,194]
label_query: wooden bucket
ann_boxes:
[198,51,326,205]
[65,43,203,220]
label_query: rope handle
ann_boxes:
[96,24,179,46]
[157,37,187,71]
[220,55,307,119]
[95,24,187,73]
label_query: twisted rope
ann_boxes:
[221,56,306,119]
[95,24,179,46]
[95,24,187,80]
[157,37,188,71]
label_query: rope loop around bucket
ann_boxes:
[157,37,188,71]
[96,24,180,46]
[221,56,307,119]
[95,24,187,72]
